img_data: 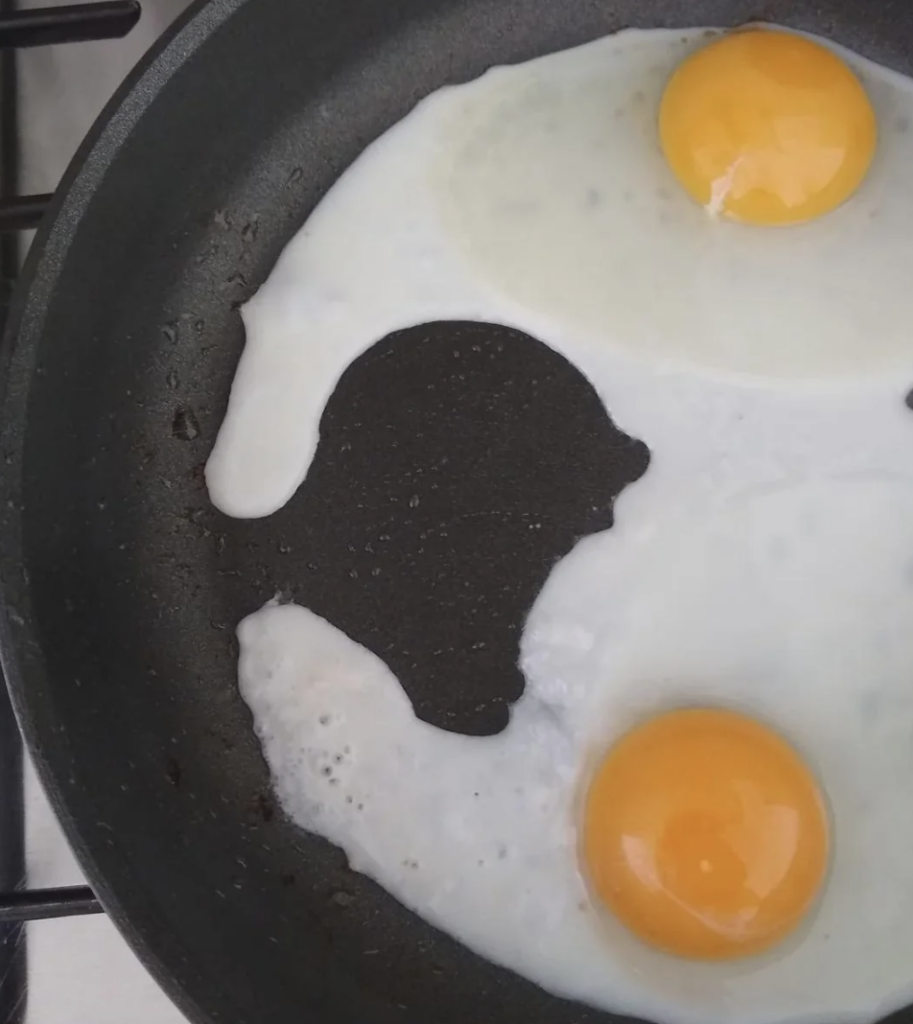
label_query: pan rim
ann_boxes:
[0,1,248,1021]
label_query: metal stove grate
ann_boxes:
[0,3,141,1019]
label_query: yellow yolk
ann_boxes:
[582,708,829,960]
[658,29,877,225]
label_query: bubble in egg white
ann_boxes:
[211,24,913,1024]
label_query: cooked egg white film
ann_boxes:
[212,24,913,1024]
[205,27,913,520]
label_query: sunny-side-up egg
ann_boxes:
[206,24,913,1024]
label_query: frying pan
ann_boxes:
[0,1,910,1022]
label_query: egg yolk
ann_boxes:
[582,708,829,960]
[658,29,877,225]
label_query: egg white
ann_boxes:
[206,27,913,521]
[241,474,913,1024]
[209,25,913,1024]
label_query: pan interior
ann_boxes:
[2,1,913,1023]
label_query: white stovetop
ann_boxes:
[18,0,194,1020]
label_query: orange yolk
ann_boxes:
[658,29,877,225]
[582,708,829,960]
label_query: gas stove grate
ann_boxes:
[0,3,141,1020]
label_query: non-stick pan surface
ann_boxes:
[1,1,912,1022]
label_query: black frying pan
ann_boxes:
[0,1,910,1023]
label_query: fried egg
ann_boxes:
[207,27,913,520]
[208,24,913,1024]
[240,475,913,1024]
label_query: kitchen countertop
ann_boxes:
[18,1,193,1020]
